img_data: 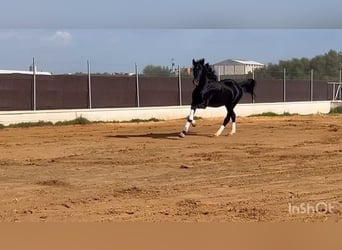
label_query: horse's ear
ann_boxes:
[192,59,196,65]
[199,58,205,65]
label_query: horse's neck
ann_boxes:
[207,72,217,81]
[198,72,210,88]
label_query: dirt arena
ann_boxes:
[0,115,341,222]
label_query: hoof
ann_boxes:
[191,120,196,127]
[179,132,186,138]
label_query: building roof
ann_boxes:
[0,70,52,76]
[214,59,264,66]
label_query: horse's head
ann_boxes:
[192,58,206,86]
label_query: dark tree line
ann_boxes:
[253,50,342,80]
[142,64,191,77]
[142,65,172,76]
[143,50,342,80]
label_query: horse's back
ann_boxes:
[203,81,238,107]
[220,79,243,103]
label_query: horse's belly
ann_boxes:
[207,101,223,107]
[208,92,231,107]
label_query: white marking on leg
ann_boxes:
[230,122,236,135]
[184,121,191,133]
[214,125,225,137]
[180,109,196,137]
[189,109,195,121]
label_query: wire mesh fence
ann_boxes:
[0,63,341,111]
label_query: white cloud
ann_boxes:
[44,31,72,47]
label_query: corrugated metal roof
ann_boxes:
[214,59,264,66]
[234,59,264,66]
[0,70,52,75]
[214,59,240,65]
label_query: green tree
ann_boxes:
[142,65,172,77]
[254,49,342,80]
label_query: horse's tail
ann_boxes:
[240,78,256,102]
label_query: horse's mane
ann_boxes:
[205,63,218,81]
[193,58,218,82]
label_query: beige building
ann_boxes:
[213,59,265,75]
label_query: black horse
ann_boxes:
[179,58,256,137]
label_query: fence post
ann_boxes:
[87,60,92,109]
[178,65,182,106]
[283,68,286,102]
[310,69,314,101]
[339,69,342,100]
[135,63,140,107]
[32,57,37,111]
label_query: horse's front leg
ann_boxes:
[179,108,196,138]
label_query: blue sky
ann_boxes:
[0,0,342,73]
[2,0,342,28]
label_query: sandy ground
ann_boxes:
[0,115,341,222]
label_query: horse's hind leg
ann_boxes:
[214,110,231,137]
[214,107,237,136]
[230,109,236,135]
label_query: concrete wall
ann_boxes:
[0,101,332,126]
[330,101,342,110]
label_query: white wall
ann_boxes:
[330,100,342,110]
[0,101,332,126]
